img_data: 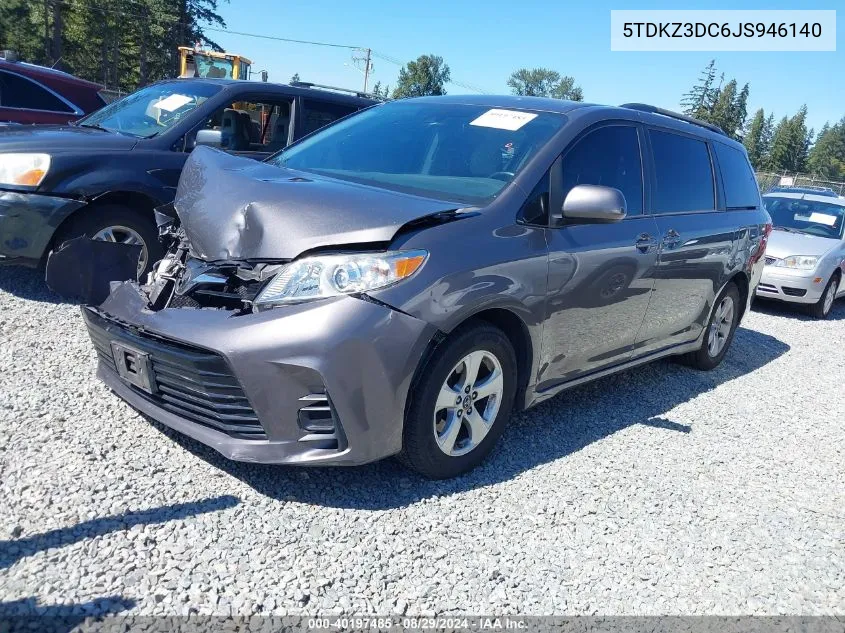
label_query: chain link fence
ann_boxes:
[756,171,845,196]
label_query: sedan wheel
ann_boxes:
[433,350,504,457]
[809,274,839,319]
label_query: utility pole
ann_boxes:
[363,48,372,93]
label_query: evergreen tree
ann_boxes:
[743,109,767,169]
[709,79,737,135]
[681,60,717,118]
[807,119,845,180]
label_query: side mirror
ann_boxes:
[195,129,223,149]
[562,184,627,223]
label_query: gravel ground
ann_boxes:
[1,266,844,618]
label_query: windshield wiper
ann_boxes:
[74,122,110,132]
[772,225,810,235]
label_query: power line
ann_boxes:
[50,1,488,93]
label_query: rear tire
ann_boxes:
[808,273,839,319]
[680,282,740,371]
[399,323,517,479]
[52,203,163,279]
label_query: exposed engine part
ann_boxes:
[142,225,286,313]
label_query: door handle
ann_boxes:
[635,233,657,253]
[661,229,681,248]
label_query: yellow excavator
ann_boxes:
[177,46,254,80]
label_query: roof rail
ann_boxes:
[289,80,386,101]
[620,103,726,136]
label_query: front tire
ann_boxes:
[399,323,517,479]
[680,282,740,371]
[808,273,839,319]
[52,204,163,278]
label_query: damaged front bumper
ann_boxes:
[0,189,86,265]
[83,282,437,465]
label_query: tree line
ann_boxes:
[681,60,844,181]
[0,0,226,92]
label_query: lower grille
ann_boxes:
[757,283,778,293]
[84,309,265,439]
[782,286,808,297]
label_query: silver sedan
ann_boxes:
[757,192,845,318]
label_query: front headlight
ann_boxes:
[253,249,428,309]
[0,153,51,187]
[775,255,819,270]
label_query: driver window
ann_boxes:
[197,98,293,152]
[561,125,643,215]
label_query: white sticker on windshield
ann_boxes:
[153,94,193,112]
[808,212,838,226]
[470,109,538,131]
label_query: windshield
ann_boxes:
[194,54,234,79]
[75,82,220,138]
[269,101,565,203]
[763,196,845,239]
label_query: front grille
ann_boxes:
[764,256,778,266]
[782,286,808,297]
[757,283,778,293]
[84,309,265,439]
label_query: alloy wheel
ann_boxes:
[707,295,735,358]
[92,225,147,276]
[823,278,838,315]
[433,349,504,457]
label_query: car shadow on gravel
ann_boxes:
[0,496,239,570]
[0,596,136,630]
[0,266,79,304]
[752,296,845,321]
[150,326,790,509]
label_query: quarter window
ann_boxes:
[561,125,643,215]
[0,70,74,113]
[649,129,715,213]
[713,142,760,209]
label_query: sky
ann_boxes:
[209,0,843,133]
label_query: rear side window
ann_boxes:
[649,129,715,213]
[561,125,643,214]
[302,100,358,135]
[0,71,74,113]
[714,142,760,209]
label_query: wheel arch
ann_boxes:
[728,270,750,322]
[49,190,161,252]
[407,305,536,417]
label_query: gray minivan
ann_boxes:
[71,96,771,479]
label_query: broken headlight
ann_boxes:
[253,250,427,309]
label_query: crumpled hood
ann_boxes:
[765,229,841,259]
[174,146,463,261]
[0,124,137,152]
